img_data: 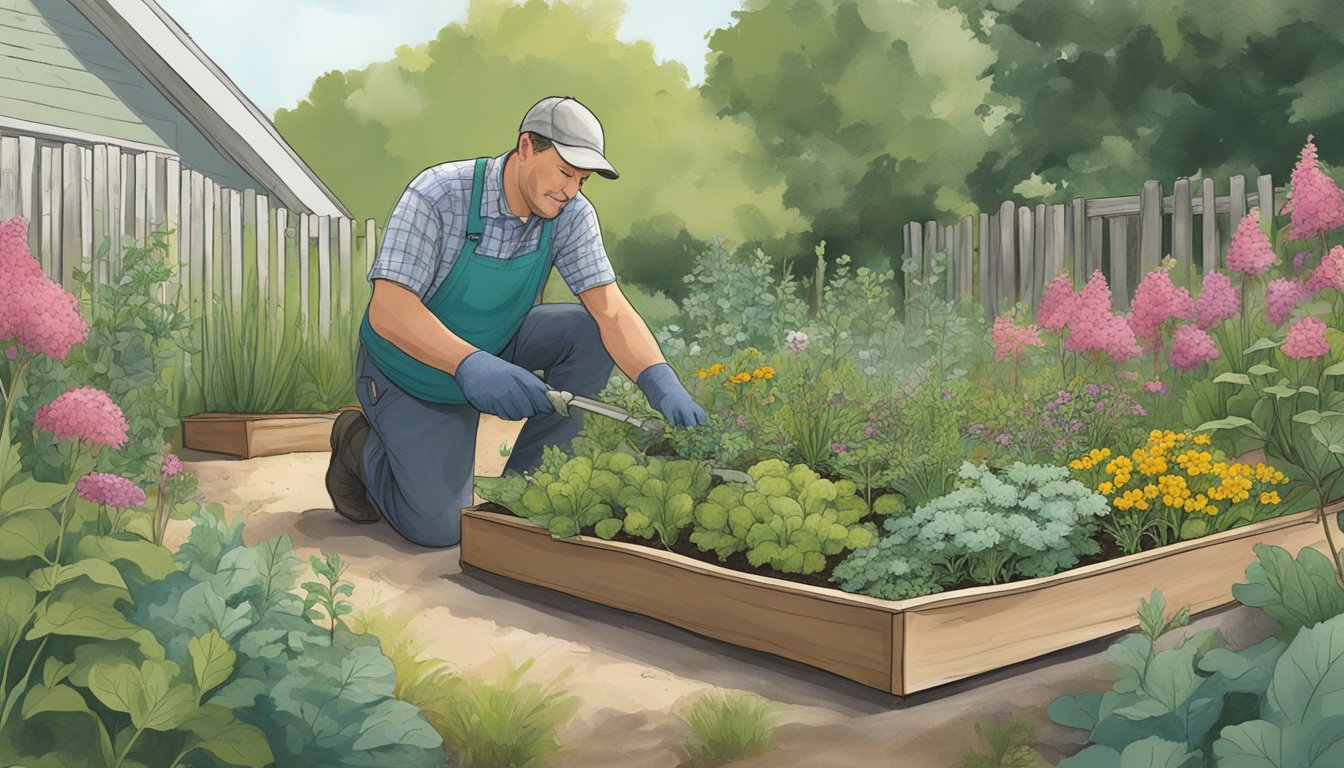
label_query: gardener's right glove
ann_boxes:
[454,350,554,421]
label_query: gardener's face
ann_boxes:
[517,138,590,220]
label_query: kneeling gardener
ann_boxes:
[325,96,705,547]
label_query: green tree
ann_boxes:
[702,0,1001,287]
[274,0,803,298]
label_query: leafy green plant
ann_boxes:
[618,456,713,547]
[301,551,354,646]
[690,460,874,575]
[513,453,630,539]
[833,462,1109,599]
[961,713,1047,768]
[1137,588,1191,646]
[681,691,777,767]
[1231,543,1344,638]
[436,657,579,768]
[1048,546,1344,765]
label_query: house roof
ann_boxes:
[68,0,352,217]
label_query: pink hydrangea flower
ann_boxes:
[76,472,146,510]
[1143,379,1169,395]
[1194,270,1240,330]
[1168,324,1220,370]
[1265,278,1313,326]
[34,386,130,449]
[1282,316,1330,359]
[1073,270,1115,319]
[161,453,183,479]
[0,217,88,359]
[1280,135,1344,241]
[1037,273,1076,331]
[991,315,1044,362]
[1306,246,1344,295]
[1128,267,1195,342]
[1225,208,1276,276]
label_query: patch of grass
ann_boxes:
[681,691,777,767]
[350,605,462,737]
[437,657,580,768]
[961,713,1047,768]
[499,441,512,457]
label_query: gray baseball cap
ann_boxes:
[519,96,619,180]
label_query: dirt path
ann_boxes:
[175,415,1279,767]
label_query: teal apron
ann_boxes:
[358,157,555,404]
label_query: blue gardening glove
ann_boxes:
[637,363,706,428]
[455,350,554,421]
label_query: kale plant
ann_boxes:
[832,461,1109,599]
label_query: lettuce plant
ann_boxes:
[832,461,1108,599]
[618,457,712,547]
[690,459,874,575]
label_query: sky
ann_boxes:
[154,0,744,118]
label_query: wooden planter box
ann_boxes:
[460,502,1344,695]
[182,408,359,458]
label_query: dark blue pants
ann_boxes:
[354,304,615,547]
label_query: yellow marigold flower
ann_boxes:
[760,366,775,379]
[1143,484,1159,499]
[1149,429,1163,440]
[1176,432,1187,441]
[1115,496,1133,511]
[1261,491,1280,504]
[709,363,725,375]
[1098,481,1114,495]
[1114,473,1131,488]
[1206,505,1219,516]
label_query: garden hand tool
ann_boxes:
[545,390,754,486]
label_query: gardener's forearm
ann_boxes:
[367,279,477,375]
[579,282,666,381]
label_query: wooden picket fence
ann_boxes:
[902,174,1277,320]
[0,132,380,410]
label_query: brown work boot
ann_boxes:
[326,410,382,523]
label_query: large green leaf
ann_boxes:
[29,558,130,594]
[0,577,37,649]
[1233,545,1344,638]
[1268,615,1344,725]
[88,658,196,732]
[21,681,117,767]
[350,698,443,751]
[0,509,57,561]
[1216,372,1253,386]
[180,704,274,768]
[189,629,236,701]
[29,599,162,658]
[1215,717,1344,767]
[1195,416,1265,438]
[0,477,71,514]
[77,536,178,580]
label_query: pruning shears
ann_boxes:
[545,390,754,487]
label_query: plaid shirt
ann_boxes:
[368,150,615,299]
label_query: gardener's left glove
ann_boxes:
[637,362,706,428]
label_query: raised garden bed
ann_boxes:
[460,500,1344,695]
[181,407,359,458]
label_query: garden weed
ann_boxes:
[681,691,777,767]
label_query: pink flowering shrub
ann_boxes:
[33,385,130,449]
[1280,135,1344,241]
[1056,271,1142,362]
[1282,316,1331,360]
[0,216,88,359]
[76,472,147,510]
[991,315,1044,362]
[1194,270,1240,330]
[1037,273,1075,332]
[1128,268,1194,343]
[1265,278,1313,326]
[1305,246,1344,295]
[1167,324,1220,370]
[1225,209,1277,276]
